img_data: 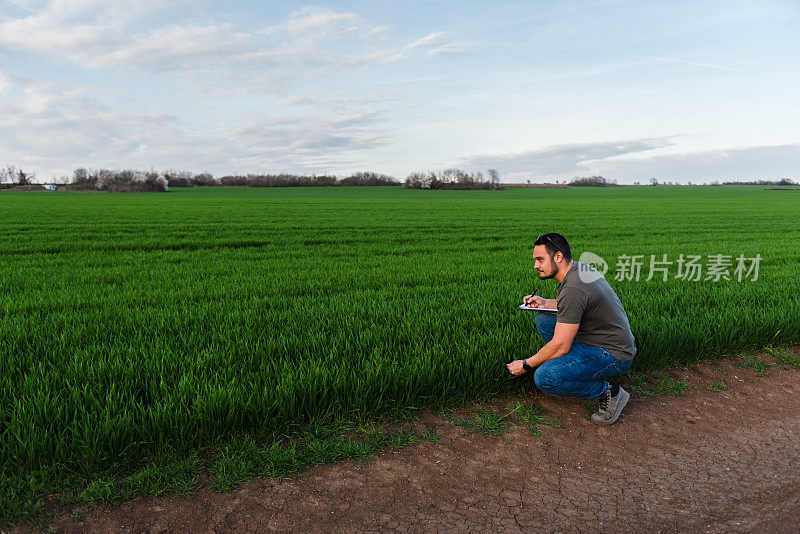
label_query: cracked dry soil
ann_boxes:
[16,351,800,533]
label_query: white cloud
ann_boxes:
[0,78,177,172]
[456,138,800,183]
[0,2,467,76]
[0,70,11,92]
[0,77,388,177]
[456,138,674,180]
[278,91,404,111]
[0,4,254,70]
[221,111,386,168]
[253,8,468,70]
[262,6,380,38]
[588,144,800,181]
[427,41,473,56]
[96,24,251,71]
[405,31,446,50]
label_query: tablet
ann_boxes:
[517,305,557,312]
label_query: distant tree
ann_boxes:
[570,176,609,187]
[403,169,499,190]
[163,170,193,187]
[722,178,798,186]
[650,178,659,186]
[192,172,217,186]
[488,169,500,187]
[79,168,169,192]
[0,164,16,186]
[404,171,433,189]
[17,170,31,185]
[339,172,399,186]
[71,167,97,186]
[313,175,337,186]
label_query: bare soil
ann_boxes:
[12,350,800,533]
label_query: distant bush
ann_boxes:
[569,176,616,187]
[0,164,36,186]
[97,170,168,192]
[219,174,339,187]
[16,170,32,186]
[339,172,400,187]
[721,179,798,186]
[68,169,168,192]
[404,168,502,190]
[162,170,191,187]
[192,173,217,186]
[72,167,95,186]
[164,170,218,187]
[0,164,15,186]
[178,172,400,188]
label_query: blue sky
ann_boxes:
[1,0,798,183]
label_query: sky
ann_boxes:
[0,0,798,183]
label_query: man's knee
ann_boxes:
[534,364,563,395]
[534,312,553,329]
[534,312,556,337]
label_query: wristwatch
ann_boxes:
[522,359,533,372]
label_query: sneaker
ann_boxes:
[591,384,630,425]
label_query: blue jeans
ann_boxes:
[532,312,632,400]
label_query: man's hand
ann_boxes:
[523,294,545,308]
[506,359,528,376]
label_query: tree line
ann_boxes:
[403,169,502,189]
[10,163,792,192]
[1,166,509,192]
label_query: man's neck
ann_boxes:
[554,260,574,284]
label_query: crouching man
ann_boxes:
[507,233,637,425]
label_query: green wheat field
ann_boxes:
[2,186,799,523]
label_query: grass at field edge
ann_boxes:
[4,343,799,531]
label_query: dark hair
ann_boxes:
[534,233,572,262]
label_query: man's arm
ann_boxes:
[522,295,558,309]
[506,322,579,375]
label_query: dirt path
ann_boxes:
[15,352,800,533]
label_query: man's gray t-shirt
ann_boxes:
[556,261,637,362]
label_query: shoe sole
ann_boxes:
[591,388,630,425]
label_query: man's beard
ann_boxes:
[537,266,557,279]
